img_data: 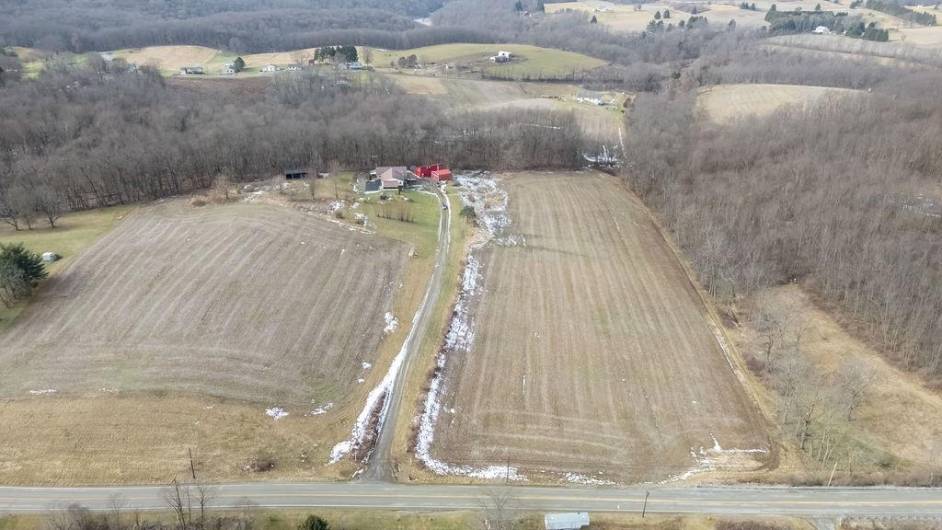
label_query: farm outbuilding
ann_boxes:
[285,169,308,180]
[373,166,409,189]
[179,66,204,75]
[414,164,452,182]
[544,512,589,530]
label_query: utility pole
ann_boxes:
[641,490,650,518]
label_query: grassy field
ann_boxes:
[372,43,607,79]
[698,83,858,124]
[384,74,626,145]
[0,206,133,333]
[737,286,942,471]
[763,34,942,68]
[427,171,768,483]
[896,26,942,48]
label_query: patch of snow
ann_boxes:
[563,472,617,486]
[99,387,119,394]
[455,174,512,242]
[664,433,768,483]
[29,389,57,395]
[384,312,399,335]
[310,402,334,416]
[328,200,345,213]
[357,378,365,384]
[362,362,372,370]
[265,407,289,420]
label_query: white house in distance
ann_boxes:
[222,63,236,74]
[813,25,832,34]
[261,64,278,73]
[576,90,606,106]
[490,50,513,63]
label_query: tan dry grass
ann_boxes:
[0,394,353,485]
[896,26,942,48]
[745,286,942,467]
[698,83,857,124]
[545,1,675,32]
[113,46,220,72]
[431,171,768,482]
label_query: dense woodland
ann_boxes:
[0,62,582,215]
[624,70,942,385]
[0,0,489,52]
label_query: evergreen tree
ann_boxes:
[233,56,245,72]
[663,8,671,18]
[591,14,598,23]
[654,9,662,19]
[298,515,329,530]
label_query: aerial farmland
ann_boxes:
[417,172,769,483]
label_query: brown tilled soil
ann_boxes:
[431,171,768,483]
[0,200,408,407]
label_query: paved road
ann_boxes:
[2,483,941,517]
[360,186,451,482]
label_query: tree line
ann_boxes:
[0,61,584,223]
[623,74,942,385]
[0,0,488,54]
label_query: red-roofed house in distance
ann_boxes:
[414,164,452,182]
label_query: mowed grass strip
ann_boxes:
[0,200,408,406]
[371,43,607,79]
[432,171,767,482]
[698,83,858,124]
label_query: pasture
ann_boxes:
[429,172,768,483]
[371,44,607,79]
[112,45,221,74]
[385,75,626,145]
[698,83,857,124]
[545,1,677,32]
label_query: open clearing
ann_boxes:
[0,200,408,405]
[112,45,221,73]
[698,83,858,124]
[896,26,942,48]
[372,44,607,79]
[385,75,626,145]
[428,172,768,483]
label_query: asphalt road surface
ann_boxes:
[2,483,942,518]
[360,185,451,482]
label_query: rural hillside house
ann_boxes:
[813,25,832,34]
[261,64,278,73]
[222,63,237,74]
[544,512,590,530]
[414,164,453,182]
[491,50,513,63]
[179,66,204,75]
[576,90,606,106]
[372,166,410,189]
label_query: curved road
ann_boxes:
[1,483,941,518]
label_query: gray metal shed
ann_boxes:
[544,512,590,530]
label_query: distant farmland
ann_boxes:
[0,201,408,406]
[429,172,768,483]
[698,84,857,124]
[371,43,607,79]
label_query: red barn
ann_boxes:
[415,164,452,182]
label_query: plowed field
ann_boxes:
[431,172,767,482]
[0,201,408,406]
